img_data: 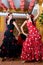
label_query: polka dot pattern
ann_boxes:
[21,21,43,61]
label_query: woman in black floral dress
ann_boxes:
[0,13,20,59]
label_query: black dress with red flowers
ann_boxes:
[0,19,21,58]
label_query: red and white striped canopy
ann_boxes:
[0,0,35,11]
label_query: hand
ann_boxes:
[16,32,20,40]
[16,36,18,40]
[24,34,27,37]
[23,33,27,37]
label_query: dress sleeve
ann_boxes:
[10,18,16,24]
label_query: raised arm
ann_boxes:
[13,21,20,35]
[20,20,27,36]
[33,4,39,21]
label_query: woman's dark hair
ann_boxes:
[31,15,35,26]
[28,12,35,26]
[6,18,8,24]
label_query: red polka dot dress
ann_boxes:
[21,21,43,61]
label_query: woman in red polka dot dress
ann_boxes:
[20,13,43,62]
